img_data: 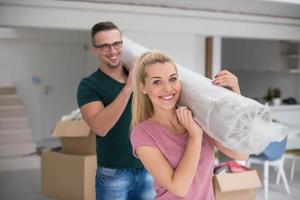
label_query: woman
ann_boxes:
[130,51,248,199]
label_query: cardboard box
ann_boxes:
[41,149,97,200]
[52,120,96,155]
[213,170,261,200]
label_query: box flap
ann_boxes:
[215,170,261,192]
[52,120,91,137]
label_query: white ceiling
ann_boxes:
[61,0,300,19]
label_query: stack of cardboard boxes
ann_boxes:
[41,120,97,200]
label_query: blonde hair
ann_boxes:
[131,51,177,128]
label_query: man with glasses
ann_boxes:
[77,22,155,200]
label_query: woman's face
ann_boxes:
[142,62,181,111]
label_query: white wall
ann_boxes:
[86,32,206,75]
[124,31,205,74]
[222,38,300,101]
[0,40,42,141]
[40,42,88,141]
[1,0,300,142]
[0,28,91,142]
[0,27,205,142]
[86,49,99,75]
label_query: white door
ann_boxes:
[40,43,87,140]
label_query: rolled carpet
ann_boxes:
[122,36,287,155]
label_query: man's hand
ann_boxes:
[124,68,133,93]
[212,70,240,94]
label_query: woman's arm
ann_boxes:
[136,135,201,197]
[214,140,249,160]
[136,107,203,197]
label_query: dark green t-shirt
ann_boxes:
[77,68,142,169]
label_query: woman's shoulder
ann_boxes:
[132,119,170,140]
[132,119,156,133]
[131,119,159,145]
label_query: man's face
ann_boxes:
[92,29,123,68]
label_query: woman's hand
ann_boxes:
[212,70,241,94]
[176,106,203,137]
[136,107,204,197]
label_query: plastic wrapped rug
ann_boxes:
[122,37,287,155]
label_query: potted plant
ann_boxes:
[272,87,282,106]
[263,87,273,103]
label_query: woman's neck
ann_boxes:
[151,108,185,134]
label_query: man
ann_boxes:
[77,22,155,200]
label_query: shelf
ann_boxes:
[270,104,300,111]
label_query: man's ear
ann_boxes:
[91,46,97,56]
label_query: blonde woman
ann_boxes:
[130,51,248,200]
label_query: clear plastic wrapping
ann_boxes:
[122,37,287,155]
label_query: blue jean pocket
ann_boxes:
[96,167,121,180]
[95,167,155,200]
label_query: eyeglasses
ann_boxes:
[93,40,123,52]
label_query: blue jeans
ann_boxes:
[96,167,155,200]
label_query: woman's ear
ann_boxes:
[140,84,147,94]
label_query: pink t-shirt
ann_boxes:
[131,119,215,200]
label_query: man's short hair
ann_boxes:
[91,21,121,44]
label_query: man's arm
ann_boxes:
[80,74,132,137]
[212,69,241,94]
[212,69,248,160]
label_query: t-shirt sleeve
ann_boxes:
[77,78,102,108]
[204,132,216,148]
[130,125,157,158]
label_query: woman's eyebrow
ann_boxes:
[150,76,161,80]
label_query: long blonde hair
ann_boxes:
[131,51,177,128]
